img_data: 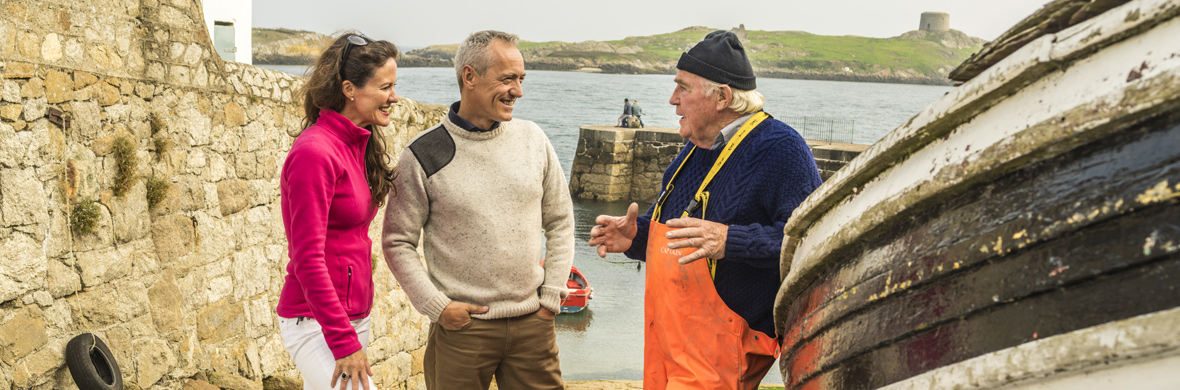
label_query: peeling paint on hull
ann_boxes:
[774,0,1180,389]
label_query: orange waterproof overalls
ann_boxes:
[644,112,780,390]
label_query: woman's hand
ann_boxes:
[331,349,372,390]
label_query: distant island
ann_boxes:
[253,23,985,86]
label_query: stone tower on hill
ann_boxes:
[920,12,951,32]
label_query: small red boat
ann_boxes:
[560,266,593,314]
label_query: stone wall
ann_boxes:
[809,142,870,181]
[569,126,869,204]
[0,0,447,389]
[569,126,682,203]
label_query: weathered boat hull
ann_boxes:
[774,1,1180,389]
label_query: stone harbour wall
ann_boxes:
[568,126,683,203]
[0,0,447,389]
[570,126,869,204]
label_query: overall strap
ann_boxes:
[651,111,770,279]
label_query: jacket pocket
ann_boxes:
[345,265,353,312]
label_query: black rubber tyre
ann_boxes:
[65,333,123,390]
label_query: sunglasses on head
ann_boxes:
[339,34,370,81]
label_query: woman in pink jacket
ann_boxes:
[276,31,399,390]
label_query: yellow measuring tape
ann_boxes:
[652,111,769,278]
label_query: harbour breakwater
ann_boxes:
[569,126,867,203]
[0,0,447,388]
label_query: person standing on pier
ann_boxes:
[382,30,574,390]
[632,99,645,127]
[619,97,633,126]
[589,30,822,390]
[276,32,399,390]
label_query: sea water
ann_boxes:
[260,65,952,383]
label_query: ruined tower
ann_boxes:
[919,12,951,32]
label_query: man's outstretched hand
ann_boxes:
[588,202,639,257]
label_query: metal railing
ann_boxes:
[781,116,857,144]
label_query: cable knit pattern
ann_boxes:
[624,114,821,336]
[382,115,575,323]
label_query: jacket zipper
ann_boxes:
[346,266,353,312]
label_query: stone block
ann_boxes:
[107,181,150,243]
[65,39,84,63]
[232,247,268,301]
[196,300,245,343]
[2,80,18,102]
[70,100,100,138]
[225,102,246,127]
[177,175,207,211]
[150,183,182,218]
[0,306,48,364]
[152,214,195,264]
[170,42,185,60]
[47,259,81,298]
[88,45,123,70]
[262,375,301,390]
[235,152,257,179]
[183,379,221,390]
[10,347,60,389]
[68,282,149,328]
[194,211,236,264]
[135,82,155,99]
[76,246,131,288]
[149,270,183,335]
[133,338,176,388]
[73,71,97,89]
[97,81,120,106]
[0,103,20,121]
[146,62,165,80]
[170,65,190,85]
[20,76,42,98]
[3,62,34,79]
[41,33,61,62]
[91,133,116,156]
[207,372,262,390]
[218,179,249,216]
[184,42,202,65]
[410,346,425,374]
[1,167,47,227]
[17,33,38,60]
[21,96,45,122]
[195,62,208,87]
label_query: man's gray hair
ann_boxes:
[454,30,521,87]
[700,78,766,114]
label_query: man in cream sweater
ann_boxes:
[381,30,574,390]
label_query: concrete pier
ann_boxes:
[569,125,868,203]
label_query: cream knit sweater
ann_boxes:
[381,116,574,322]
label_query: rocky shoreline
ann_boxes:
[253,26,983,87]
[257,59,955,86]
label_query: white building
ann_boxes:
[200,0,252,65]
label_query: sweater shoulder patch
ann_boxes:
[408,125,455,178]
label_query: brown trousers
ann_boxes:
[424,313,564,390]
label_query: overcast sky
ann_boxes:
[252,0,1051,48]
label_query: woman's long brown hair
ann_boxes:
[299,31,400,208]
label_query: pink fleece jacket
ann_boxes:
[276,108,376,360]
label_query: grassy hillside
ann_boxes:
[255,26,986,85]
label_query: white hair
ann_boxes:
[699,78,765,114]
[454,30,520,88]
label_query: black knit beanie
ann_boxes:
[677,30,756,90]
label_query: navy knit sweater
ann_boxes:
[624,115,822,337]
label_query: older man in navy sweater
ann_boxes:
[589,30,822,390]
